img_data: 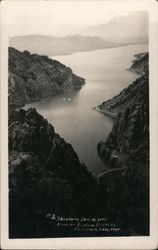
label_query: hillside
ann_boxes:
[96,52,149,116]
[9,47,85,108]
[128,52,148,74]
[9,34,116,56]
[9,108,107,238]
[97,54,149,235]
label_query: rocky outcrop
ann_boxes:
[98,71,149,164]
[96,52,149,116]
[128,52,148,75]
[97,54,149,235]
[9,108,106,238]
[9,47,85,109]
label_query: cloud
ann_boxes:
[3,1,148,37]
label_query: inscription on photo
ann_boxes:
[46,214,121,233]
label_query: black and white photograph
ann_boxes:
[1,0,158,249]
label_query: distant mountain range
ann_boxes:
[82,12,148,44]
[9,12,148,56]
[9,34,117,56]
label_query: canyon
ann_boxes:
[8,47,149,237]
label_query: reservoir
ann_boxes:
[25,44,148,174]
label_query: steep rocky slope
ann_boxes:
[128,52,148,74]
[97,52,148,116]
[9,108,106,238]
[9,47,85,109]
[8,47,109,238]
[97,54,149,235]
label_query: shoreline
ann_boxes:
[51,42,148,57]
[92,106,117,119]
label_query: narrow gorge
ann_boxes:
[8,47,149,237]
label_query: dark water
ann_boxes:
[25,44,148,174]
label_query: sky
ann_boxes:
[2,0,150,37]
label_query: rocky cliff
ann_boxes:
[9,108,106,238]
[128,52,148,75]
[9,47,85,109]
[97,53,149,235]
[97,52,149,116]
[8,47,109,238]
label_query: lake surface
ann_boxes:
[25,44,148,175]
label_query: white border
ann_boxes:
[1,0,158,249]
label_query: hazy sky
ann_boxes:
[2,0,149,37]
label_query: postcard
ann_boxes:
[1,0,158,249]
